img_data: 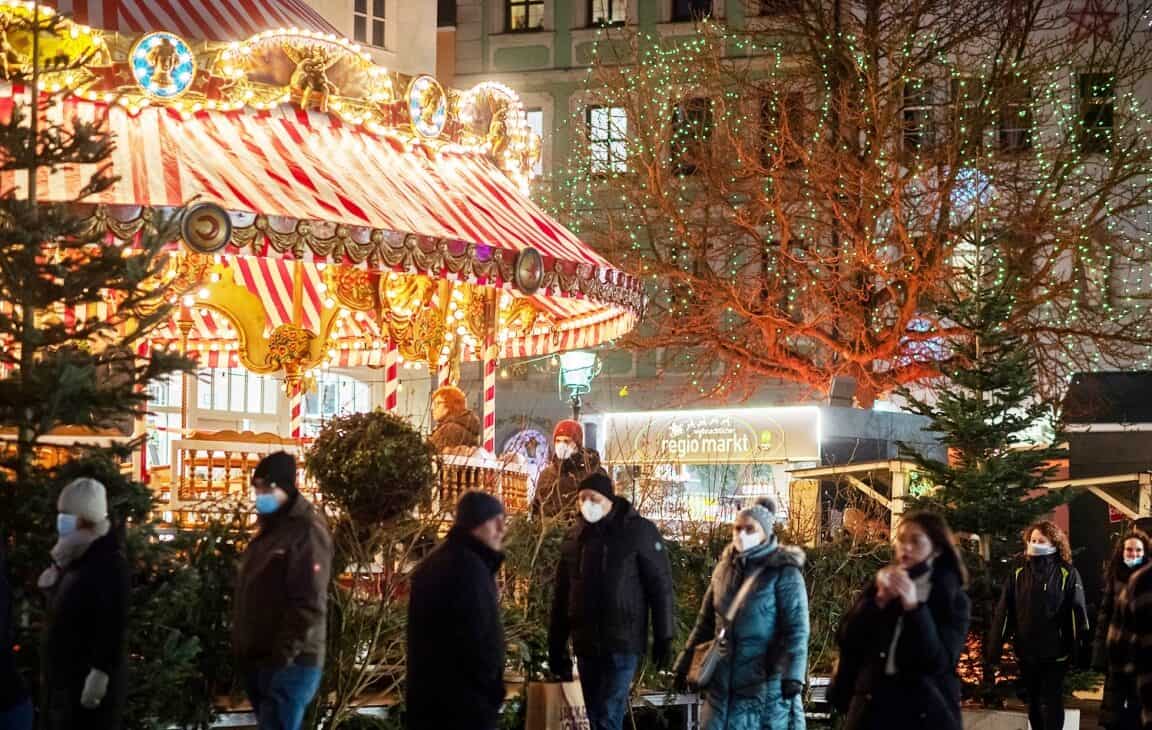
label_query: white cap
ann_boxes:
[58,478,108,523]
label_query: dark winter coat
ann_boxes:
[406,527,506,730]
[233,495,333,670]
[531,448,605,517]
[1,546,28,710]
[549,497,675,670]
[42,532,130,730]
[1096,564,1141,729]
[988,554,1089,664]
[675,541,809,730]
[429,409,482,451]
[831,564,971,730]
[1106,564,1152,729]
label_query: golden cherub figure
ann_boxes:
[285,43,340,112]
[417,82,443,128]
[0,17,28,80]
[145,36,180,89]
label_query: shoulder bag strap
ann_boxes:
[722,565,767,625]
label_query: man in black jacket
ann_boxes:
[548,474,675,730]
[407,491,508,730]
[233,452,333,730]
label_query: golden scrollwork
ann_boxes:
[502,297,540,335]
[329,265,376,311]
[168,252,213,295]
[267,323,314,371]
[380,271,434,318]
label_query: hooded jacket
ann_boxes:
[233,495,333,670]
[429,409,482,451]
[548,497,674,670]
[1095,559,1142,728]
[406,527,507,730]
[1106,563,1152,730]
[988,553,1089,664]
[675,541,810,730]
[832,562,970,730]
[42,531,130,730]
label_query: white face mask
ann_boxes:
[736,531,763,552]
[555,442,576,460]
[580,500,605,524]
[1125,557,1145,569]
[1027,543,1057,557]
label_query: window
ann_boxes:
[950,76,986,154]
[590,0,626,25]
[303,374,372,438]
[196,368,279,415]
[902,78,937,151]
[354,0,386,48]
[1078,72,1114,154]
[146,375,183,468]
[999,83,1033,152]
[588,105,628,174]
[672,0,711,21]
[671,97,713,175]
[524,108,545,177]
[507,0,544,31]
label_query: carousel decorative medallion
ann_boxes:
[131,32,196,99]
[407,75,447,139]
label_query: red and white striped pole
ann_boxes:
[482,337,497,453]
[436,355,454,388]
[383,339,399,411]
[288,375,303,440]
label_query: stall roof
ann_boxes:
[46,0,339,40]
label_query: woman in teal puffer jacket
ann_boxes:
[674,497,810,730]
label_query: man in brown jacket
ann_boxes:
[233,451,333,730]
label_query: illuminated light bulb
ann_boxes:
[197,288,209,299]
[182,295,194,306]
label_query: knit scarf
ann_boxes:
[37,519,111,589]
[884,561,934,675]
[712,535,779,615]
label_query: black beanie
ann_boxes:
[455,491,505,531]
[253,451,297,495]
[579,473,614,500]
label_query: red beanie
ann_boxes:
[553,419,584,446]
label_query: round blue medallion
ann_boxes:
[131,32,197,100]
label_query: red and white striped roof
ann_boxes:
[1,91,614,272]
[46,0,339,41]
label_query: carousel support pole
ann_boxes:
[286,370,304,441]
[383,339,399,412]
[481,290,499,453]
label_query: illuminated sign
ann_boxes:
[602,407,821,464]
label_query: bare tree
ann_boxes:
[558,0,1152,405]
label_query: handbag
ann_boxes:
[686,565,766,689]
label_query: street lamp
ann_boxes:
[558,350,599,420]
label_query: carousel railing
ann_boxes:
[437,447,530,514]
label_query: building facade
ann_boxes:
[306,0,438,75]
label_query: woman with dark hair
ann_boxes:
[831,511,971,730]
[988,520,1090,730]
[1094,531,1149,730]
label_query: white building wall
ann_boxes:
[304,0,437,76]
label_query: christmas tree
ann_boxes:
[0,6,214,727]
[897,281,1065,548]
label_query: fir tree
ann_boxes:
[0,7,214,728]
[899,283,1066,549]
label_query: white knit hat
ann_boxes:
[58,478,108,523]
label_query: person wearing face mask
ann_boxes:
[531,420,606,518]
[407,491,509,730]
[987,520,1089,730]
[1093,531,1149,730]
[830,512,970,730]
[548,473,674,730]
[672,496,810,730]
[39,477,129,730]
[233,451,333,730]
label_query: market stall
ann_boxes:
[0,0,641,516]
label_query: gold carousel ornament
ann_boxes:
[131,31,196,99]
[285,42,340,112]
[407,74,447,139]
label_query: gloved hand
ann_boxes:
[781,679,804,699]
[80,668,109,709]
[652,638,674,670]
[672,670,689,694]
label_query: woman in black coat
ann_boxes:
[39,478,130,730]
[831,511,971,730]
[1094,531,1149,730]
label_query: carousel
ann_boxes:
[0,0,642,521]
